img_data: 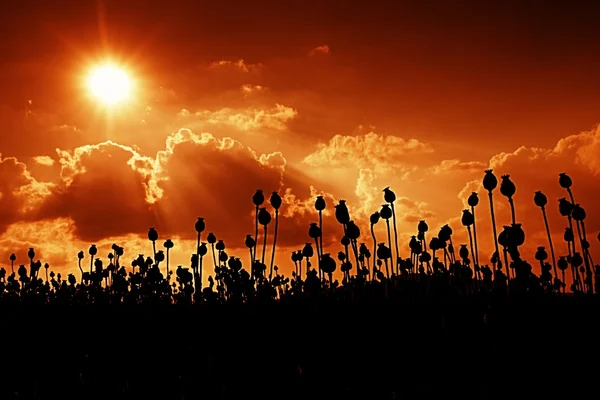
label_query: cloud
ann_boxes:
[209,59,262,73]
[32,155,55,166]
[310,45,330,56]
[430,159,487,175]
[302,131,433,171]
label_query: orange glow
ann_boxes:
[86,63,133,106]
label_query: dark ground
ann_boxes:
[1,295,597,400]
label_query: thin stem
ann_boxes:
[488,191,500,273]
[541,207,557,286]
[269,210,279,282]
[390,203,400,271]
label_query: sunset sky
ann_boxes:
[1,0,599,280]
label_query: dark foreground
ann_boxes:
[1,295,598,400]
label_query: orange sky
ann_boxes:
[0,0,599,282]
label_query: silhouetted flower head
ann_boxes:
[459,245,469,260]
[558,256,568,271]
[335,200,350,225]
[207,233,217,244]
[467,192,479,207]
[420,251,431,263]
[88,245,97,256]
[461,210,474,227]
[359,243,369,255]
[148,228,158,242]
[270,191,282,210]
[370,212,380,225]
[341,236,350,247]
[511,224,525,247]
[498,226,510,248]
[571,252,583,268]
[337,251,346,262]
[439,225,453,241]
[195,218,205,234]
[320,253,336,274]
[77,251,84,260]
[198,243,208,256]
[94,258,103,273]
[219,251,228,263]
[380,204,392,220]
[164,239,174,249]
[155,250,165,263]
[245,234,256,249]
[376,243,391,260]
[409,236,418,252]
[315,195,326,212]
[28,248,35,260]
[9,253,16,262]
[258,207,272,226]
[429,237,442,251]
[483,169,498,192]
[417,231,425,241]
[571,204,586,221]
[500,175,516,198]
[215,240,225,251]
[535,246,548,261]
[564,228,574,243]
[253,190,265,206]
[346,221,360,240]
[308,223,322,239]
[533,191,547,208]
[558,173,572,189]
[383,187,396,203]
[302,243,314,258]
[417,220,428,233]
[558,198,574,217]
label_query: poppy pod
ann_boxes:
[245,234,256,249]
[232,258,243,272]
[302,243,314,258]
[533,191,547,208]
[291,252,298,263]
[148,228,158,242]
[370,212,380,225]
[417,232,425,241]
[440,224,453,239]
[28,248,35,260]
[558,198,573,217]
[136,254,145,265]
[155,250,165,263]
[219,251,228,263]
[420,251,431,263]
[582,239,590,250]
[346,221,361,240]
[358,254,364,263]
[315,195,327,212]
[252,190,265,206]
[483,169,498,192]
[564,228,574,243]
[207,233,217,244]
[10,253,16,262]
[511,224,525,247]
[571,252,583,268]
[383,187,396,203]
[418,220,429,233]
[571,205,586,221]
[270,191,282,210]
[194,218,205,234]
[164,239,174,249]
[116,247,124,257]
[258,207,272,226]
[198,243,208,256]
[308,223,322,239]
[500,175,516,198]
[498,226,510,248]
[108,253,114,261]
[557,256,568,271]
[558,173,572,189]
[429,237,442,251]
[77,251,84,260]
[88,245,97,256]
[18,265,27,277]
[359,243,369,255]
[461,210,474,227]
[458,245,469,260]
[320,253,336,274]
[535,246,548,261]
[215,240,226,251]
[467,192,479,207]
[376,243,391,260]
[341,236,351,246]
[380,204,392,220]
[337,251,346,262]
[94,258,103,272]
[409,236,418,251]
[414,243,422,255]
[335,200,350,225]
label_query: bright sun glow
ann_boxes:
[87,64,133,106]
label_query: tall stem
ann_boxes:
[467,226,477,281]
[541,207,557,285]
[471,206,480,269]
[261,226,268,265]
[371,224,377,281]
[508,197,516,225]
[254,205,259,263]
[385,220,392,276]
[269,210,279,282]
[390,203,400,271]
[488,191,500,273]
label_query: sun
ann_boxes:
[86,64,133,106]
